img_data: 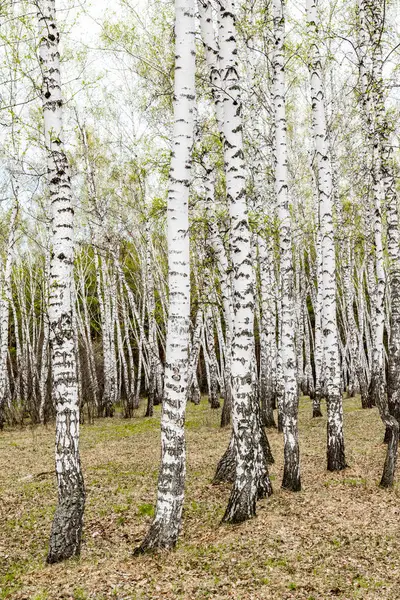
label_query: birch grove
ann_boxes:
[0,0,400,567]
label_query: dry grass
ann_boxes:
[1,396,399,600]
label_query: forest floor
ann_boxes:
[1,396,400,600]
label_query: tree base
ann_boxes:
[214,429,273,484]
[221,481,257,524]
[312,407,323,418]
[257,467,273,499]
[277,411,283,433]
[214,439,235,484]
[210,399,221,409]
[134,519,178,555]
[220,401,231,427]
[263,413,277,429]
[145,397,154,417]
[190,388,201,405]
[380,418,399,488]
[327,443,347,472]
[282,467,301,492]
[361,398,374,409]
[260,427,274,465]
[365,375,379,409]
[47,489,85,564]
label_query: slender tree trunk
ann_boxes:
[205,306,220,409]
[385,144,400,449]
[187,309,203,405]
[137,0,195,551]
[258,235,277,428]
[272,0,300,491]
[201,142,233,426]
[313,229,324,417]
[0,203,18,429]
[217,0,271,524]
[36,0,85,564]
[39,245,51,424]
[307,0,346,471]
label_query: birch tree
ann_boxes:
[137,0,196,551]
[217,0,271,523]
[307,0,346,471]
[272,0,300,491]
[0,203,18,429]
[36,0,85,563]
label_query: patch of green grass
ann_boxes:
[73,587,88,600]
[112,503,130,514]
[324,477,367,488]
[343,477,367,487]
[0,564,24,599]
[6,505,53,533]
[264,557,288,568]
[353,575,369,589]
[84,417,160,444]
[189,500,200,512]
[137,503,155,518]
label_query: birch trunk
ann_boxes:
[187,309,203,405]
[0,204,18,429]
[205,306,220,409]
[360,0,399,475]
[258,235,277,428]
[307,0,346,471]
[217,0,271,523]
[39,245,51,424]
[36,0,85,563]
[137,0,195,551]
[203,163,233,426]
[385,142,400,449]
[272,0,300,491]
[313,220,324,417]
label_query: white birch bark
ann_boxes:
[359,0,399,483]
[77,259,100,414]
[307,0,346,471]
[198,0,224,138]
[205,305,221,409]
[0,203,18,429]
[118,279,136,415]
[138,0,196,551]
[39,244,51,424]
[272,0,300,490]
[258,234,277,429]
[187,309,203,405]
[202,162,233,426]
[145,214,162,416]
[217,0,271,523]
[36,0,85,563]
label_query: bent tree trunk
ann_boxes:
[36,0,85,564]
[137,0,195,552]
